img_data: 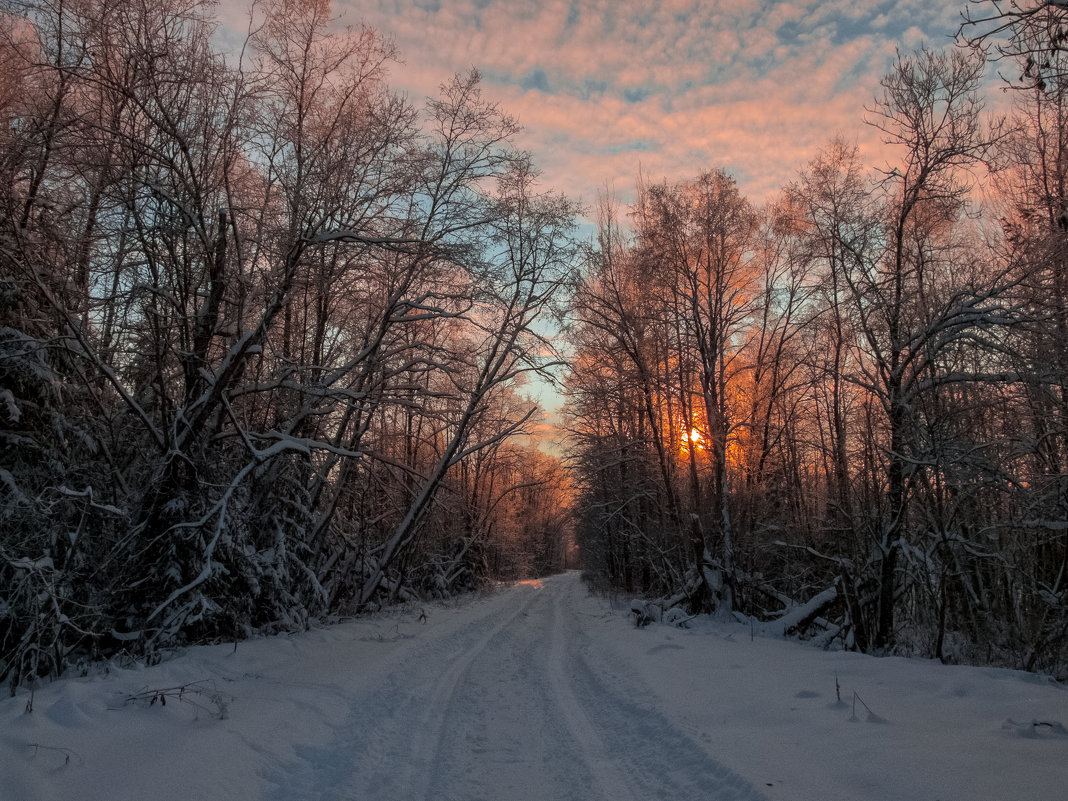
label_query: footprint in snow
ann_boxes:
[645,643,685,655]
[941,681,973,698]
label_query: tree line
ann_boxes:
[5,0,1067,692]
[566,6,1068,675]
[0,0,574,692]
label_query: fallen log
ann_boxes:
[772,583,839,637]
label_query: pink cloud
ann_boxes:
[213,1,985,210]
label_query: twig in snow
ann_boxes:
[118,680,231,719]
[850,690,886,723]
[27,742,82,766]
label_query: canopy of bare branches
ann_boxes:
[0,0,576,691]
[566,38,1068,675]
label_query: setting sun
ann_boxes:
[682,428,705,450]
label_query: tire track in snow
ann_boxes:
[545,581,640,801]
[554,577,769,801]
[392,585,546,800]
[263,584,543,801]
[265,574,769,801]
[426,586,599,800]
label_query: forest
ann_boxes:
[0,0,576,691]
[569,5,1068,675]
[2,0,1068,694]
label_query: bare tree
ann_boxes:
[959,0,1068,90]
[0,0,576,691]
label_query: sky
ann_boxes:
[215,0,988,433]
[283,0,972,206]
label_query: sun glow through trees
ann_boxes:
[681,427,705,452]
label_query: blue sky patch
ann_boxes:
[520,68,552,94]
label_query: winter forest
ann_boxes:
[3,0,1068,698]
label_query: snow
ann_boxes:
[1,572,1065,801]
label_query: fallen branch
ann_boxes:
[116,680,232,720]
[773,583,839,637]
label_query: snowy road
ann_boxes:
[4,571,1067,801]
[266,573,765,801]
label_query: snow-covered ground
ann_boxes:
[1,572,1065,801]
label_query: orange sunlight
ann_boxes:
[681,427,705,452]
